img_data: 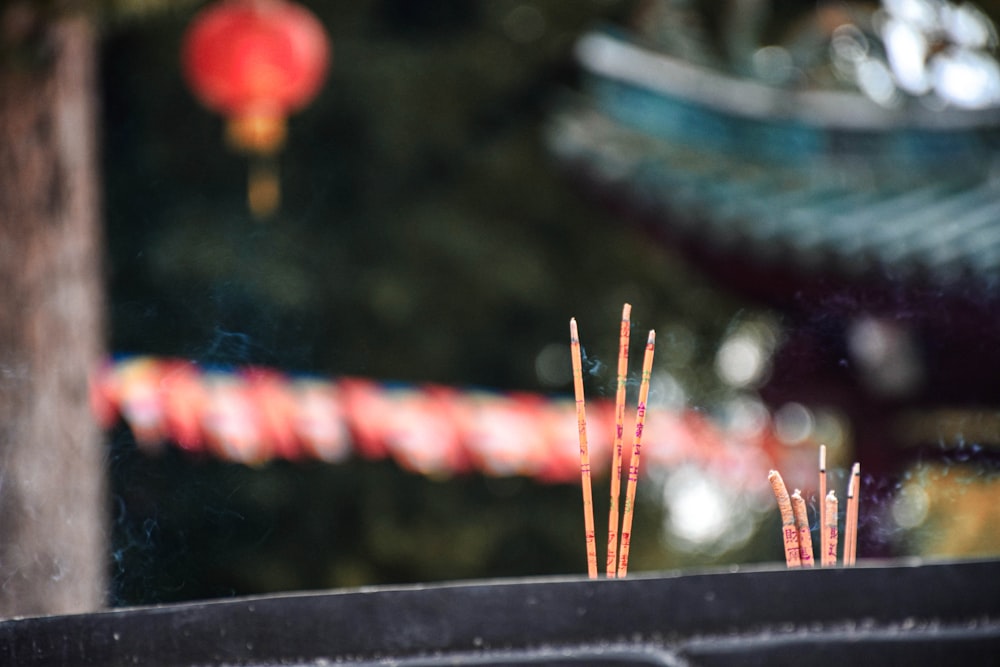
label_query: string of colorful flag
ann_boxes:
[92,356,795,485]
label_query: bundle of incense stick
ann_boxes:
[768,448,860,568]
[570,304,655,578]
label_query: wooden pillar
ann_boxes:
[0,5,106,617]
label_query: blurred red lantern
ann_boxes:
[181,0,331,215]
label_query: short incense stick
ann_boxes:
[790,490,814,567]
[607,304,631,577]
[844,462,861,566]
[569,318,598,579]
[852,462,862,563]
[768,470,801,567]
[818,445,827,565]
[617,329,655,578]
[823,490,838,567]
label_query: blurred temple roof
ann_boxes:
[545,12,1000,478]
[548,27,1000,295]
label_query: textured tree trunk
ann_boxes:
[0,7,106,617]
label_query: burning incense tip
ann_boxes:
[819,444,826,472]
[768,470,801,568]
[791,489,814,567]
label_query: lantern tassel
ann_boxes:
[248,156,280,219]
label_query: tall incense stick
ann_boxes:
[818,445,827,565]
[607,304,631,577]
[768,470,801,568]
[844,462,861,566]
[569,318,598,579]
[617,329,655,578]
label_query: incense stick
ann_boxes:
[617,329,655,578]
[768,470,801,567]
[818,445,827,566]
[844,462,861,566]
[852,462,862,564]
[607,304,631,577]
[791,489,814,567]
[822,490,838,567]
[843,468,855,566]
[569,318,598,579]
